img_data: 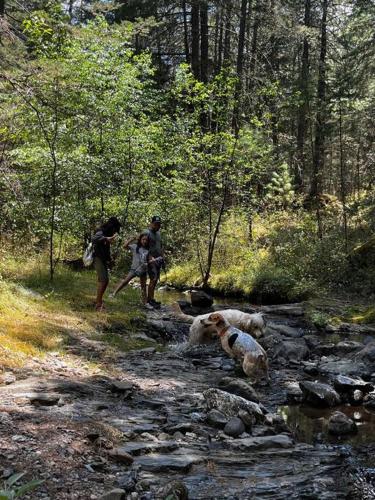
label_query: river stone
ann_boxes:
[261,304,304,316]
[364,392,375,409]
[190,290,213,308]
[353,342,375,363]
[336,341,363,354]
[99,489,126,500]
[107,448,134,465]
[332,375,373,394]
[218,377,259,402]
[273,339,309,361]
[206,409,228,428]
[352,390,364,404]
[299,381,341,407]
[203,388,264,422]
[160,480,189,500]
[318,359,372,378]
[224,417,245,437]
[110,380,134,393]
[269,323,304,339]
[135,453,202,472]
[327,411,357,435]
[118,441,178,456]
[228,434,293,451]
[286,382,304,403]
[28,393,60,406]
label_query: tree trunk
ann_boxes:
[249,0,260,83]
[200,1,209,83]
[295,0,311,191]
[182,0,190,64]
[191,1,200,79]
[217,7,224,71]
[339,103,348,253]
[0,0,5,16]
[311,0,328,199]
[232,0,249,133]
[223,2,232,66]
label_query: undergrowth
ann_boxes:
[0,252,147,368]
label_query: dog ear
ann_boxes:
[209,313,220,322]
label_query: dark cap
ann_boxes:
[151,215,161,223]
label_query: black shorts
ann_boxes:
[148,262,161,281]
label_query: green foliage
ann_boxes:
[0,472,43,499]
[266,163,295,208]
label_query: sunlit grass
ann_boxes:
[0,252,147,368]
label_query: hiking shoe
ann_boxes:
[144,302,154,310]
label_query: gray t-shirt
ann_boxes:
[129,244,148,272]
[145,229,162,257]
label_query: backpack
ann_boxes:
[82,242,94,267]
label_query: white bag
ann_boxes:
[83,242,94,267]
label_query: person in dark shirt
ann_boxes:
[145,215,164,308]
[92,216,121,311]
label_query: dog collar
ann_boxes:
[218,326,230,337]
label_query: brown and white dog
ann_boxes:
[171,303,266,345]
[203,313,270,383]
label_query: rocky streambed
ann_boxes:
[1,298,375,499]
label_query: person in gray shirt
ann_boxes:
[112,232,154,308]
[145,215,164,308]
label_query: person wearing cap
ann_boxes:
[145,216,164,308]
[92,216,121,311]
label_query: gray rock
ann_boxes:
[135,453,203,472]
[286,382,304,403]
[364,392,375,409]
[99,489,126,500]
[261,304,304,316]
[353,342,375,363]
[218,377,259,403]
[318,359,372,378]
[269,323,304,338]
[206,409,228,428]
[118,441,178,456]
[327,411,357,435]
[316,343,336,356]
[203,388,264,423]
[299,381,341,407]
[273,339,310,361]
[224,417,245,437]
[160,480,189,500]
[117,471,137,493]
[28,393,60,406]
[336,341,363,353]
[228,434,293,451]
[110,380,134,394]
[332,374,373,394]
[107,448,134,465]
[238,409,254,430]
[190,290,213,308]
[352,390,364,404]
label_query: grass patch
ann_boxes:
[0,253,147,368]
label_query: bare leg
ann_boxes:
[112,273,134,296]
[147,278,157,302]
[140,275,147,304]
[96,280,108,310]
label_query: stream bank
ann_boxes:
[0,293,374,499]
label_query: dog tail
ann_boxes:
[170,302,194,324]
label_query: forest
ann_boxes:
[0,1,375,499]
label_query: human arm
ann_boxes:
[92,230,118,245]
[124,236,137,249]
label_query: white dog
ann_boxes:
[203,313,270,382]
[171,303,266,345]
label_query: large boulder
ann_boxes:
[190,290,213,308]
[273,339,310,362]
[327,411,357,436]
[218,377,259,403]
[299,381,341,407]
[203,388,264,423]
